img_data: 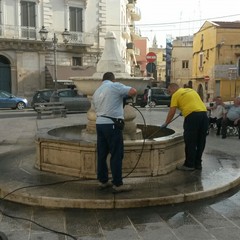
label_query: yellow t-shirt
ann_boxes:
[171,88,207,117]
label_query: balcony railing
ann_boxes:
[126,42,140,56]
[129,25,141,39]
[0,25,94,45]
[122,26,131,39]
[130,6,141,21]
[127,0,136,8]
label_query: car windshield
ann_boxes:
[154,89,164,94]
[58,90,78,97]
[0,91,15,98]
[41,91,53,98]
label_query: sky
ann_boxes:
[136,0,240,47]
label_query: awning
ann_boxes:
[46,65,96,83]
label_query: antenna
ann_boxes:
[198,0,202,28]
[179,11,182,36]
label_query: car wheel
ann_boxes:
[149,101,156,108]
[16,101,26,110]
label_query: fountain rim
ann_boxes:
[35,123,183,144]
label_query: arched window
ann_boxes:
[0,55,10,65]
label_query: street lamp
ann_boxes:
[39,26,71,102]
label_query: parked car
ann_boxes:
[135,87,171,107]
[0,90,28,110]
[31,88,91,112]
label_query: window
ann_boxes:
[0,0,2,24]
[0,0,2,35]
[21,1,36,39]
[199,52,204,70]
[72,57,82,66]
[238,58,240,77]
[69,7,83,32]
[182,60,189,69]
[21,1,36,27]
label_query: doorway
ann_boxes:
[0,55,11,92]
[197,84,204,101]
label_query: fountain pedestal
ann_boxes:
[71,32,150,140]
[36,124,185,179]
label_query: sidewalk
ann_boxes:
[0,109,240,239]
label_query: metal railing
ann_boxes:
[0,24,95,45]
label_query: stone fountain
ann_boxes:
[35,32,184,178]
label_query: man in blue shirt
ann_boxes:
[92,72,137,193]
[221,96,240,139]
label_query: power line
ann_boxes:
[136,13,240,27]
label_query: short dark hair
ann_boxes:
[102,72,115,81]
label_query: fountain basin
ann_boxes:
[35,124,185,178]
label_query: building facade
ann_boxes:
[0,0,141,102]
[171,36,193,88]
[192,21,240,102]
[149,36,166,85]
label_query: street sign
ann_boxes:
[146,62,156,73]
[204,76,210,81]
[146,52,157,63]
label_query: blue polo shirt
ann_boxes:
[92,80,131,124]
[227,105,240,121]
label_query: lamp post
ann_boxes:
[39,26,70,102]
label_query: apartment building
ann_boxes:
[0,0,141,101]
[192,21,240,102]
[171,35,193,88]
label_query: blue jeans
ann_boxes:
[96,124,124,186]
[184,112,208,168]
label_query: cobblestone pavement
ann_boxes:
[0,107,240,240]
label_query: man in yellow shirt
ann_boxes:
[162,83,208,171]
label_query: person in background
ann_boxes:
[161,83,208,171]
[207,96,226,135]
[145,85,152,107]
[147,85,152,106]
[221,96,240,139]
[92,72,137,193]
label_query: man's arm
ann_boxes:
[234,117,240,125]
[128,87,137,97]
[164,106,177,125]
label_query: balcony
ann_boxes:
[126,42,140,56]
[129,25,141,39]
[127,0,136,9]
[127,42,134,54]
[0,25,95,45]
[67,31,95,45]
[122,26,131,40]
[130,6,141,21]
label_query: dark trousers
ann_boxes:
[184,112,209,168]
[96,124,124,186]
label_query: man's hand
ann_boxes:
[234,118,240,125]
[160,123,168,128]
